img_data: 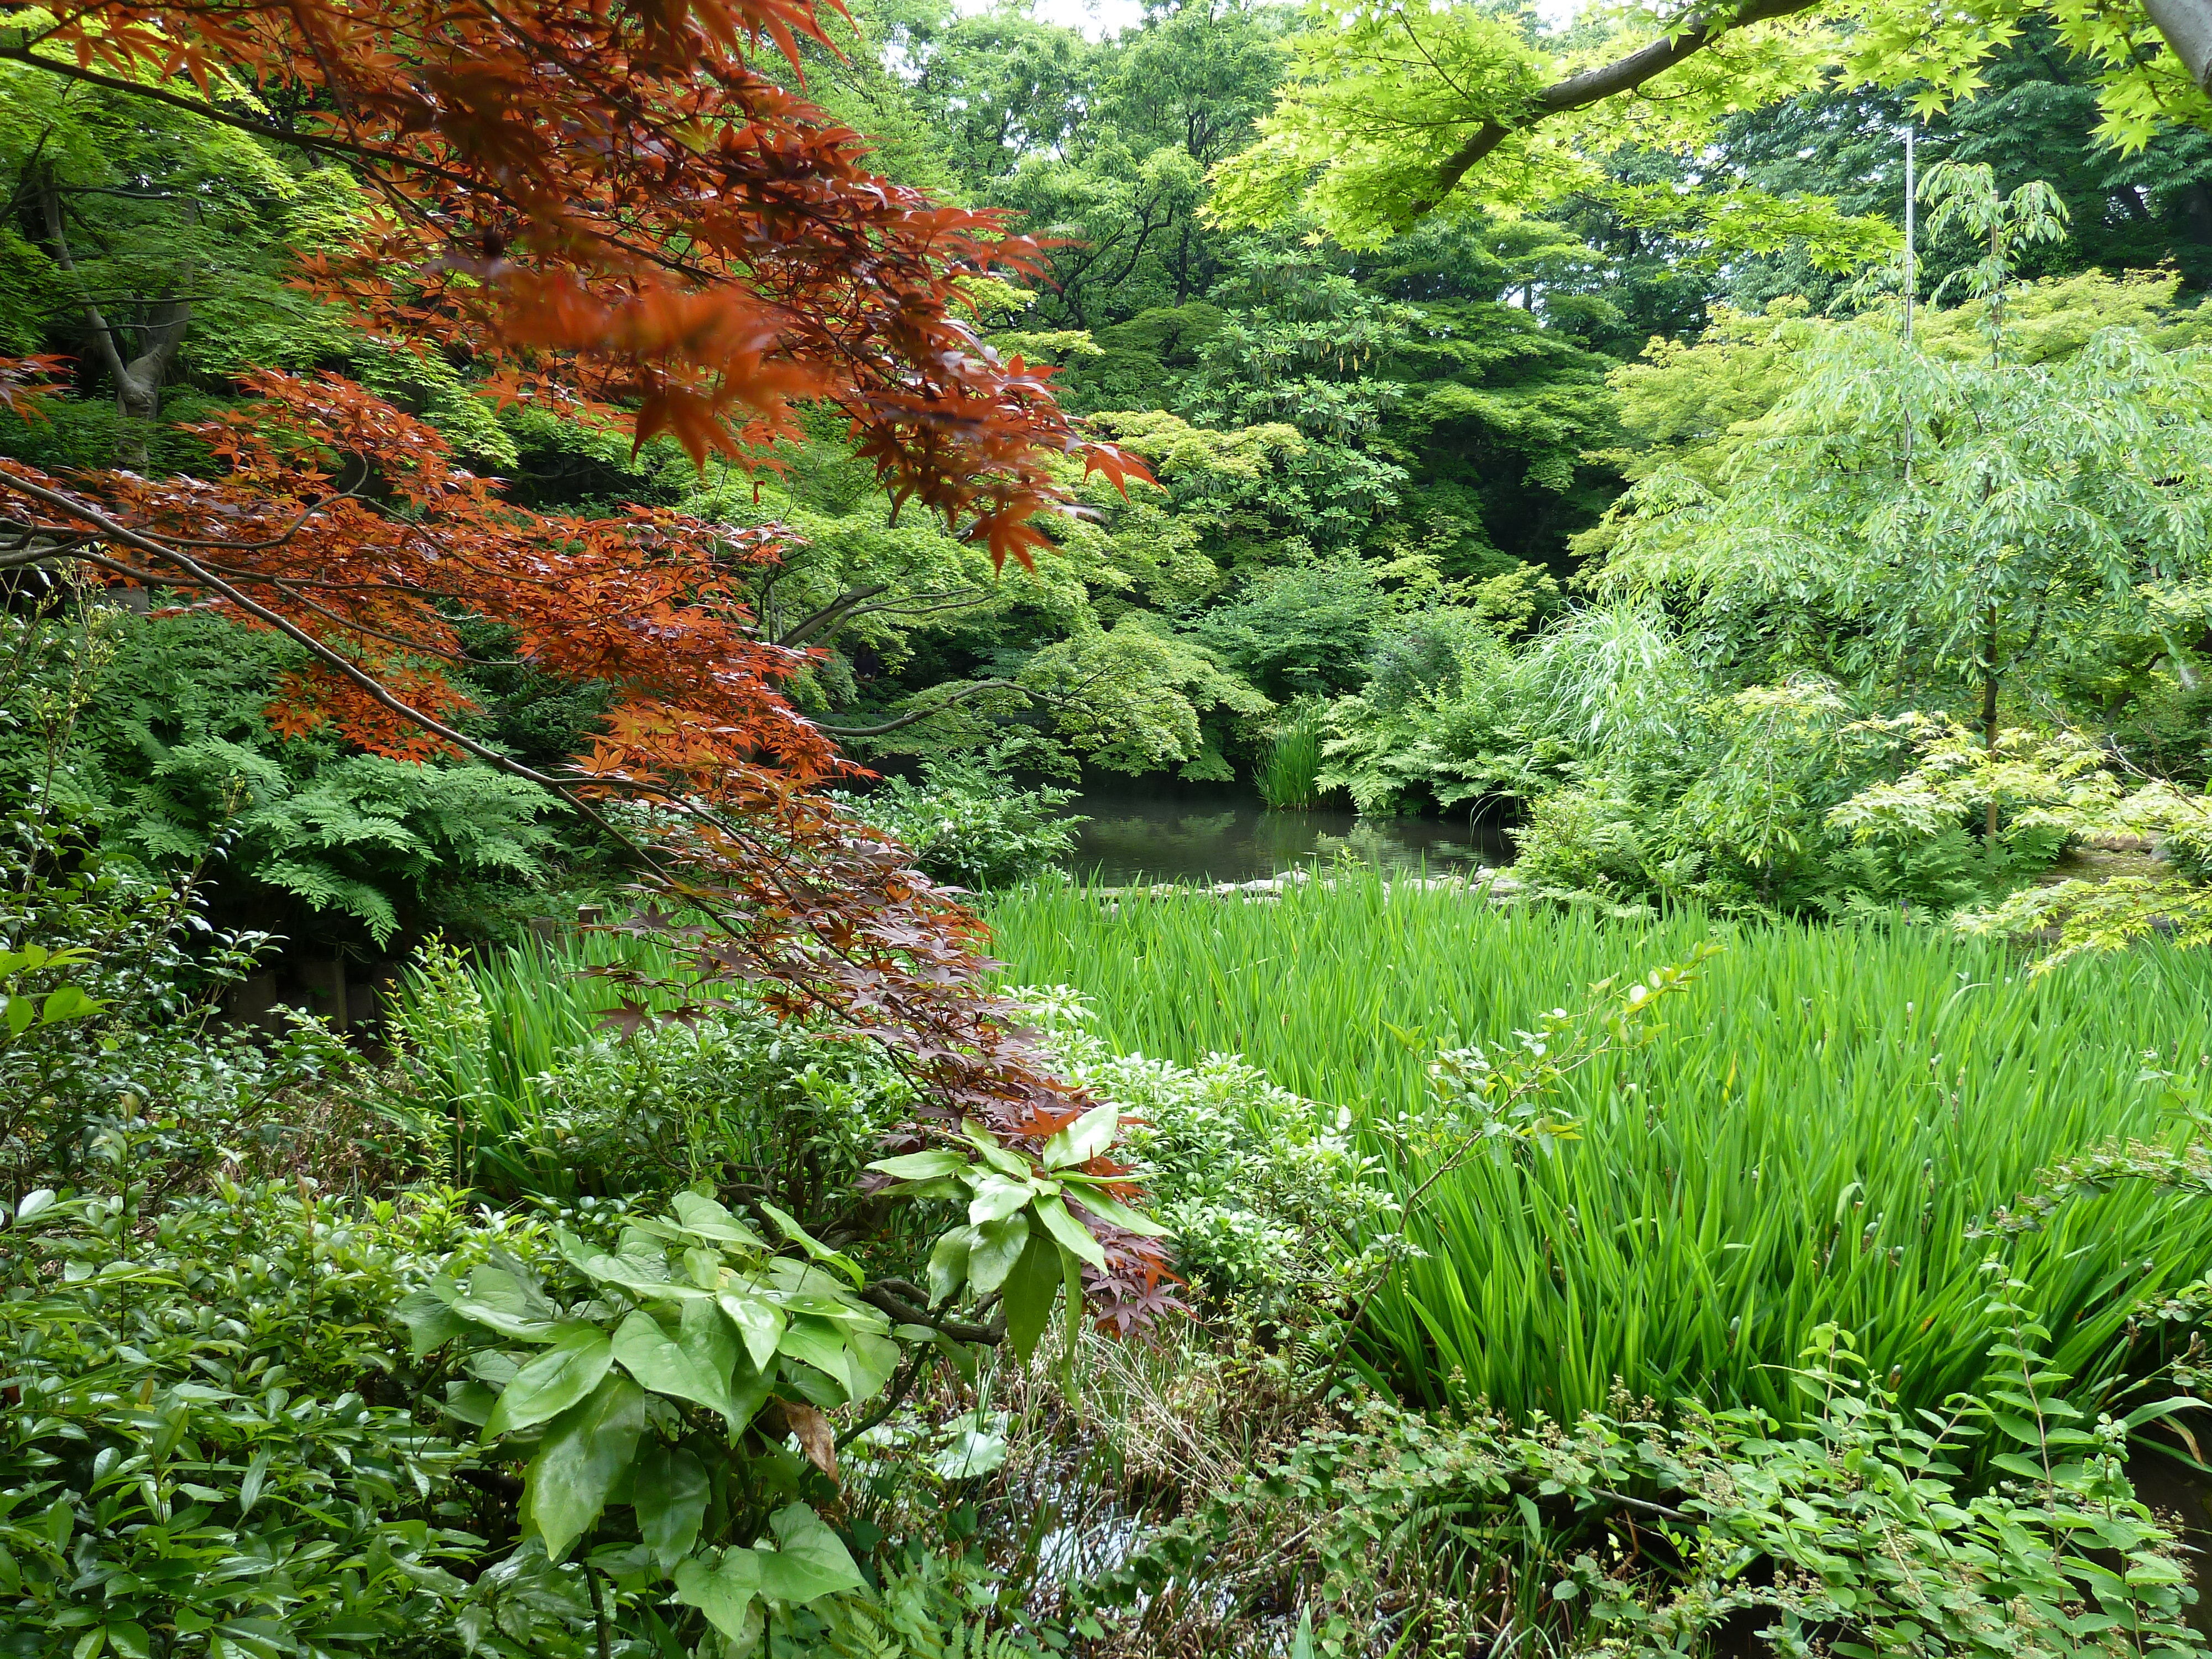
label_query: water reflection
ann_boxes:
[1060,784,1514,886]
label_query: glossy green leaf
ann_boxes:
[452,1264,562,1342]
[844,1328,899,1402]
[670,1189,766,1249]
[1060,1186,1171,1239]
[672,1549,763,1641]
[967,1175,1033,1225]
[484,1324,614,1439]
[681,1294,740,1381]
[1031,1193,1107,1270]
[865,1149,973,1182]
[557,1230,702,1304]
[9,1188,56,1228]
[609,1310,734,1428]
[1040,1101,1117,1170]
[1000,1229,1061,1361]
[444,1380,497,1427]
[634,1440,709,1572]
[967,1213,1028,1297]
[960,1123,1034,1180]
[927,1227,971,1307]
[757,1202,863,1286]
[758,1503,866,1604]
[394,1284,468,1357]
[728,1350,775,1434]
[680,1245,724,1290]
[523,1370,645,1562]
[40,985,102,1022]
[716,1290,785,1373]
[776,1316,856,1402]
[237,1447,271,1517]
[1060,1239,1086,1369]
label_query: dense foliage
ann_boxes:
[16,0,2212,1651]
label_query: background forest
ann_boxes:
[12,0,2212,951]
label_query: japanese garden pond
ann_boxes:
[1054,781,1515,886]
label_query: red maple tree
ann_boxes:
[0,0,1168,1317]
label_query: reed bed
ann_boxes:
[1256,701,1328,811]
[987,872,2212,1426]
[383,928,691,1194]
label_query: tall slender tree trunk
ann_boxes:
[2143,0,2212,93]
[1983,601,2000,843]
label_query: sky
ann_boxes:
[959,0,1583,43]
[969,0,1147,36]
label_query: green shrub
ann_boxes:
[0,1181,488,1658]
[0,827,357,1199]
[1187,559,1387,705]
[1083,1323,2203,1658]
[1009,986,1391,1325]
[1504,781,1663,907]
[383,935,923,1214]
[0,873,1093,1658]
[1316,609,1541,817]
[834,760,1079,891]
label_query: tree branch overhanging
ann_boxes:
[1410,0,1832,218]
[1408,0,2212,218]
[811,677,1042,737]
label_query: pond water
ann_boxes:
[1057,782,1515,886]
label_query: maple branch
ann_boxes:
[0,47,493,198]
[812,679,1039,737]
[0,44,766,333]
[776,586,989,648]
[0,466,670,864]
[1408,0,1826,218]
[775,583,889,648]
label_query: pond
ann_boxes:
[1057,782,1515,886]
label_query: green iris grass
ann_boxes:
[987,871,2212,1426]
[385,928,688,1196]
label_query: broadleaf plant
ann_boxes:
[868,1103,1172,1365]
[409,1189,950,1639]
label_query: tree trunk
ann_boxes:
[1983,601,2000,844]
[37,171,191,472]
[2145,0,2212,92]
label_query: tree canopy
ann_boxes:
[1213,0,2212,250]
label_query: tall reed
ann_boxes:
[1256,701,1327,810]
[988,873,2212,1425]
[383,928,686,1195]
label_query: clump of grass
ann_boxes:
[1256,701,1327,810]
[382,927,685,1194]
[987,874,2212,1427]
